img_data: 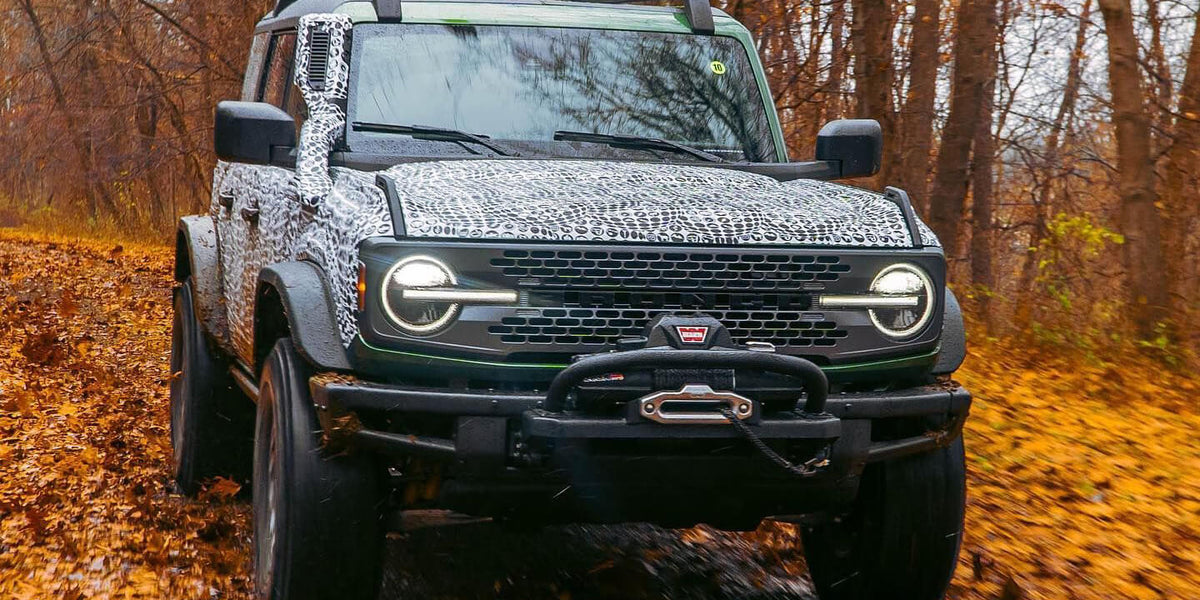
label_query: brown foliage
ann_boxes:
[0,232,251,599]
[0,0,272,230]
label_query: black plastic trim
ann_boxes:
[332,152,841,182]
[312,380,544,415]
[933,288,967,374]
[175,216,228,350]
[353,429,455,458]
[214,101,297,165]
[815,119,882,178]
[374,174,406,236]
[522,410,839,439]
[374,0,402,20]
[257,262,353,371]
[865,410,967,462]
[825,386,971,419]
[883,186,924,249]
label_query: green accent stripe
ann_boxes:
[359,337,568,369]
[820,349,939,373]
[357,336,938,373]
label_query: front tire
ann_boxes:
[801,439,966,600]
[169,279,252,495]
[253,339,385,600]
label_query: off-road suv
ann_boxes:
[170,1,971,598]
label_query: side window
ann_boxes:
[241,33,270,102]
[259,32,297,108]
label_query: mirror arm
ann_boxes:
[269,146,298,168]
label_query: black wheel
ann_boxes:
[801,439,966,600]
[170,279,253,496]
[253,338,385,600]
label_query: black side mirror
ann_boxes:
[214,101,296,165]
[815,119,882,179]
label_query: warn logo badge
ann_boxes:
[676,326,710,344]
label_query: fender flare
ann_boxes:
[256,262,352,372]
[175,216,228,344]
[933,288,967,375]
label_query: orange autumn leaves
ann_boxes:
[0,231,252,599]
[946,340,1200,600]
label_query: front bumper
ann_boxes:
[310,347,970,525]
[313,377,969,460]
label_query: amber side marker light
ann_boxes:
[357,262,368,311]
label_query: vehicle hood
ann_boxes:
[374,160,939,248]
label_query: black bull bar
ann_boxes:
[543,347,829,415]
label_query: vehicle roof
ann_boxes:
[258,0,736,33]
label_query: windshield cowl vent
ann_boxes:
[306,30,331,92]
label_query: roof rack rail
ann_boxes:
[582,0,714,34]
[368,0,714,33]
[374,0,402,20]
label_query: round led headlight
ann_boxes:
[380,256,460,335]
[868,264,935,339]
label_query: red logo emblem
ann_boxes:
[677,326,710,344]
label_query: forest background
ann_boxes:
[2,0,1198,360]
[1,2,1199,598]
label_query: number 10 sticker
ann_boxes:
[710,60,727,75]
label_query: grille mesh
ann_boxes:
[491,249,850,290]
[487,249,852,348]
[487,309,847,348]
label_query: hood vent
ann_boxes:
[306,29,331,92]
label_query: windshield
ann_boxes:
[346,24,778,162]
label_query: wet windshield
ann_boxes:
[346,23,778,162]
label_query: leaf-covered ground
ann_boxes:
[0,230,1197,599]
[0,232,252,599]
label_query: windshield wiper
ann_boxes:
[553,130,726,163]
[352,122,519,157]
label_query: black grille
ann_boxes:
[485,250,855,349]
[487,309,848,348]
[490,249,850,290]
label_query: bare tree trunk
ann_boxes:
[896,0,941,214]
[823,0,849,123]
[1162,9,1200,338]
[1144,0,1173,156]
[970,2,1000,331]
[928,0,997,264]
[1098,0,1170,339]
[850,0,896,187]
[1015,0,1092,326]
